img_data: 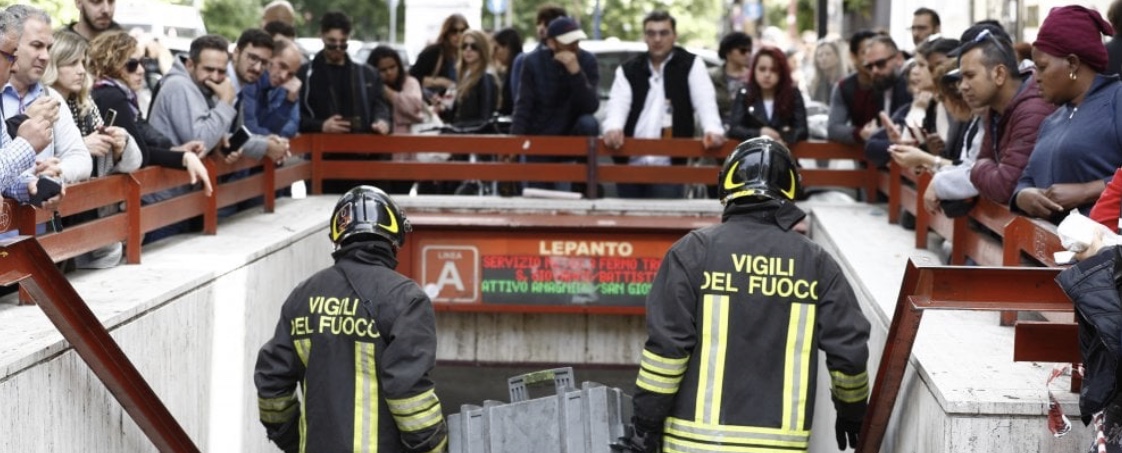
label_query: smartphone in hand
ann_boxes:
[221,125,252,155]
[29,176,62,207]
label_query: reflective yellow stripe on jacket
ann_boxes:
[829,370,869,403]
[386,388,444,433]
[664,417,810,452]
[637,348,689,395]
[294,339,311,453]
[695,294,731,424]
[782,303,816,431]
[353,342,379,452]
[258,393,299,424]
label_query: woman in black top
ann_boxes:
[409,14,468,101]
[449,29,499,127]
[727,46,808,146]
[491,27,523,116]
[87,30,211,195]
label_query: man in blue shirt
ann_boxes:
[0,8,52,203]
[241,36,301,140]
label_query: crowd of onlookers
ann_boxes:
[9,0,1122,266]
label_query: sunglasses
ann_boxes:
[863,52,897,71]
[461,42,479,52]
[125,58,141,73]
[451,26,468,34]
[0,48,15,65]
[324,42,348,51]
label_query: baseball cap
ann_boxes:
[547,17,588,45]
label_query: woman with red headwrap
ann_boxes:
[1013,5,1122,223]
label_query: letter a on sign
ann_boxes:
[422,245,479,303]
[437,261,465,292]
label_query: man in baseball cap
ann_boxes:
[510,16,600,193]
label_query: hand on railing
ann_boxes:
[181,152,213,197]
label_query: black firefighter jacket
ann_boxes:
[255,241,447,453]
[633,200,871,453]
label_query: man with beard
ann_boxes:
[64,0,119,41]
[242,36,302,140]
[956,25,1054,205]
[827,31,911,145]
[228,28,288,163]
[859,35,914,168]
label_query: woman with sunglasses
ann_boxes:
[44,30,143,268]
[46,30,141,182]
[88,31,212,196]
[448,30,499,127]
[726,46,807,147]
[409,14,469,102]
[1011,6,1122,224]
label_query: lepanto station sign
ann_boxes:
[414,236,675,312]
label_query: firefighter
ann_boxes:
[254,185,448,453]
[614,137,871,453]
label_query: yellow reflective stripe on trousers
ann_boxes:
[353,342,379,452]
[665,417,810,451]
[782,303,815,431]
[664,437,808,453]
[694,294,730,424]
[830,370,869,403]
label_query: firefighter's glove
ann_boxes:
[610,423,660,453]
[834,399,866,451]
[834,417,860,450]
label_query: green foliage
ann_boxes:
[291,0,397,41]
[202,0,260,41]
[482,0,723,48]
[764,0,815,34]
[1,0,77,24]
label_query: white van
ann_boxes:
[113,1,207,55]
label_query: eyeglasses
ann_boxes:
[863,52,897,71]
[125,58,141,73]
[0,48,15,65]
[461,42,479,52]
[243,52,268,68]
[644,29,672,38]
[324,42,348,51]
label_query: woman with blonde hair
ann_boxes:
[449,29,499,126]
[44,30,141,184]
[87,31,211,195]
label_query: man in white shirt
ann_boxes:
[602,10,725,199]
[2,5,89,206]
[0,8,53,204]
